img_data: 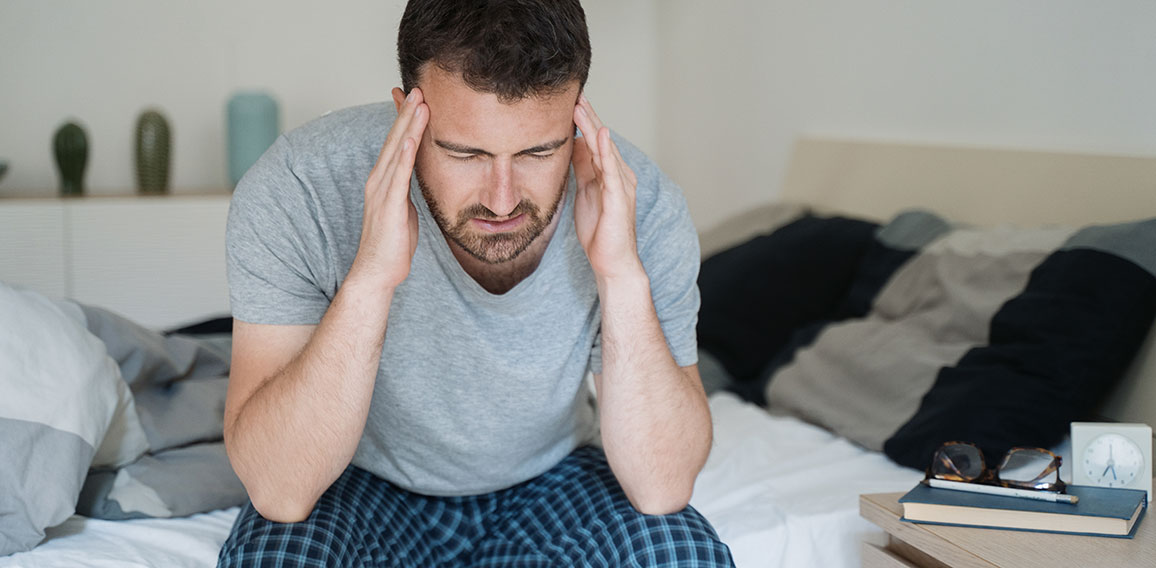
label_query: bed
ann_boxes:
[2,138,1155,568]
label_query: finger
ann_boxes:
[578,94,611,174]
[578,93,605,133]
[597,127,623,196]
[573,103,603,173]
[386,137,418,208]
[601,133,636,204]
[370,103,426,206]
[606,133,638,190]
[403,99,430,149]
[386,87,423,154]
[369,88,425,186]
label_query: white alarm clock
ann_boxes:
[1070,422,1152,503]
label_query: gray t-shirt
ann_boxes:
[226,102,700,496]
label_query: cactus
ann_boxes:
[53,122,88,196]
[135,109,172,194]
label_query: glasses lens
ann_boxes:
[999,448,1059,489]
[931,443,985,482]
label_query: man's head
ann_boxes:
[395,0,591,265]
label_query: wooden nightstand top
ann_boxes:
[860,492,1155,568]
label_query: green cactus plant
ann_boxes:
[53,122,88,196]
[135,109,172,194]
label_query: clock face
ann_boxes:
[1082,433,1144,488]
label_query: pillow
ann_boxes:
[0,283,149,556]
[697,211,880,393]
[763,211,1156,470]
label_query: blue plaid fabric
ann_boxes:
[218,446,733,567]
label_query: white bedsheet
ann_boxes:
[0,508,239,568]
[2,392,923,568]
[690,392,923,568]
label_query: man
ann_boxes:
[218,0,732,565]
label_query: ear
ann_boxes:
[391,87,406,114]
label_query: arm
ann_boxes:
[224,88,429,523]
[573,95,712,515]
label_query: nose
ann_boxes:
[480,157,519,217]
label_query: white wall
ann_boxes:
[657,0,1156,231]
[5,1,1156,234]
[0,0,656,196]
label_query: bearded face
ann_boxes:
[406,66,578,265]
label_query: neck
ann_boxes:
[446,205,564,295]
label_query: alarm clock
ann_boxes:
[1070,422,1152,503]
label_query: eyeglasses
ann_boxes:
[926,441,1067,493]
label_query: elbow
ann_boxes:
[229,449,318,523]
[247,486,317,524]
[624,483,694,516]
[225,430,319,523]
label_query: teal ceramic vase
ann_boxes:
[53,122,88,196]
[135,109,172,194]
[227,91,279,187]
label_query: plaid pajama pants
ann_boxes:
[218,446,733,567]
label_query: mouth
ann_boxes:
[472,214,526,233]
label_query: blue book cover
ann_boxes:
[899,483,1147,538]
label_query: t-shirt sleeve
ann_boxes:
[637,174,701,369]
[590,134,701,372]
[226,135,334,325]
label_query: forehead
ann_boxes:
[418,67,578,151]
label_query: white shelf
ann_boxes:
[0,194,232,329]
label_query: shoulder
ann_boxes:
[608,132,688,220]
[233,103,396,214]
[608,131,695,242]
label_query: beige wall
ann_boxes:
[0,0,657,196]
[657,0,1156,231]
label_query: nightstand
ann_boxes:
[859,492,1156,567]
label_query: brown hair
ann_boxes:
[398,0,591,102]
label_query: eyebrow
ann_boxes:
[433,137,569,157]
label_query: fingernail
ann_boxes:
[406,90,416,103]
[576,105,587,120]
[579,93,588,105]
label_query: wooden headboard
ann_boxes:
[776,138,1156,431]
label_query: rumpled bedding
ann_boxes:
[0,282,244,557]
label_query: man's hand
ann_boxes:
[572,94,643,280]
[351,87,430,291]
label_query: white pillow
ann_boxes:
[0,283,148,556]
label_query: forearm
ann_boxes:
[596,270,713,515]
[226,276,393,521]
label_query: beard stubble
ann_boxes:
[417,172,567,265]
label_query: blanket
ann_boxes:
[0,282,244,556]
[698,207,1156,473]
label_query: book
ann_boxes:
[899,482,1147,538]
